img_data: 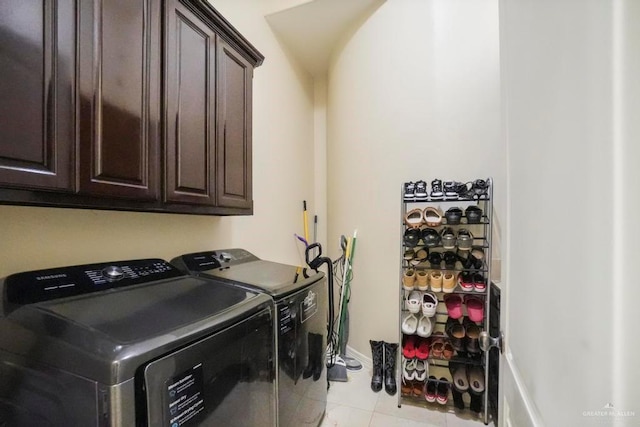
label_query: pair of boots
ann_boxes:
[370,340,398,395]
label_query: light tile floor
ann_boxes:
[320,367,485,427]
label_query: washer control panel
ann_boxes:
[4,259,183,305]
[176,249,259,272]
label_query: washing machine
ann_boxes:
[172,249,328,427]
[0,258,276,426]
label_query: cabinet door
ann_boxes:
[164,0,216,205]
[216,40,253,209]
[0,0,75,191]
[77,0,160,200]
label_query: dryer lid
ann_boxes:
[173,249,325,298]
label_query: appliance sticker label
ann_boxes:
[166,364,205,427]
[300,290,317,323]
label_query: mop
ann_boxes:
[336,231,362,371]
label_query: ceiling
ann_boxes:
[265,0,386,78]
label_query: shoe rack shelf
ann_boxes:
[397,179,494,425]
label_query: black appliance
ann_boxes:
[172,249,328,427]
[0,258,276,427]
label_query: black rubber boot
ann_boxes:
[383,341,398,395]
[369,340,384,392]
[470,391,483,413]
[451,388,465,410]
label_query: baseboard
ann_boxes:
[345,345,372,370]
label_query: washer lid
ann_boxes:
[0,259,272,384]
[173,249,324,298]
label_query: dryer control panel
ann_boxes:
[176,249,259,272]
[3,259,183,305]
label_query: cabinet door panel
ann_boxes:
[217,41,252,209]
[0,0,75,190]
[164,0,216,205]
[78,0,160,200]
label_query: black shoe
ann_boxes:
[414,180,428,200]
[465,205,483,224]
[370,340,384,392]
[445,207,463,225]
[422,228,441,248]
[451,388,465,410]
[443,181,459,199]
[383,342,398,395]
[403,182,416,201]
[471,179,489,198]
[445,317,466,352]
[403,228,421,248]
[469,390,484,413]
[443,251,457,269]
[430,179,444,199]
[428,251,442,269]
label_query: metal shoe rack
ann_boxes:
[397,178,494,425]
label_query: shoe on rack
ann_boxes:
[422,228,441,248]
[449,362,470,392]
[402,335,417,358]
[428,251,442,269]
[401,378,413,396]
[414,180,428,200]
[471,178,489,198]
[445,207,463,225]
[441,228,456,250]
[463,317,481,354]
[402,269,416,290]
[445,317,466,352]
[469,391,484,413]
[444,294,464,319]
[464,295,484,322]
[473,273,487,292]
[465,205,483,224]
[458,271,474,292]
[422,292,438,317]
[416,269,429,291]
[424,376,438,403]
[415,338,430,359]
[406,290,422,314]
[402,357,416,382]
[403,228,421,248]
[411,248,428,266]
[403,248,415,261]
[468,366,485,394]
[403,182,416,201]
[429,271,443,292]
[442,272,456,293]
[436,377,450,405]
[402,312,419,335]
[423,207,443,227]
[404,208,424,229]
[451,387,465,410]
[430,334,445,358]
[416,315,433,338]
[443,181,462,200]
[414,359,428,382]
[457,229,474,251]
[443,251,458,269]
[430,179,444,199]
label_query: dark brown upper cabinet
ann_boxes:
[0,0,76,191]
[216,39,253,210]
[0,0,263,215]
[164,0,217,205]
[77,0,161,200]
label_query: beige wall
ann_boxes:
[326,0,503,357]
[0,0,316,278]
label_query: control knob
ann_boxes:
[102,266,125,281]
